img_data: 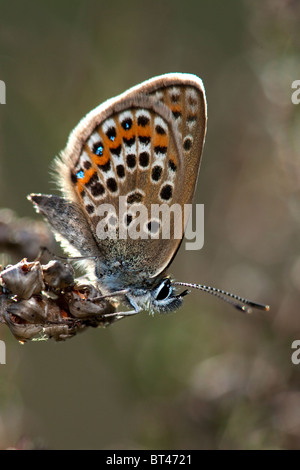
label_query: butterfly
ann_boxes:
[29,73,269,317]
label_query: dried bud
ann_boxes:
[7,297,47,323]
[67,282,117,318]
[1,259,44,299]
[42,260,75,290]
[0,258,120,343]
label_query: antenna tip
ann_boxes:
[241,305,252,314]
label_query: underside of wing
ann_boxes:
[55,74,207,281]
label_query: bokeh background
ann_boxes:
[0,0,299,450]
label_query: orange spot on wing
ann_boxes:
[137,124,151,138]
[93,150,110,166]
[170,104,182,113]
[120,119,151,139]
[153,134,169,148]
[119,121,137,140]
[76,166,95,192]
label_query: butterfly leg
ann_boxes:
[101,296,142,319]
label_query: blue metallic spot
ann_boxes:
[95,145,104,156]
[106,127,116,141]
[121,118,132,130]
[76,170,85,180]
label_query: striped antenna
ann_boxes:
[173,281,270,314]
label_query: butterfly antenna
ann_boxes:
[173,281,270,314]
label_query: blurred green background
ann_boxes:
[0,0,300,450]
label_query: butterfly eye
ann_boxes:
[151,278,185,313]
[154,279,172,301]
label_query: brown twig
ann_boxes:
[0,208,56,263]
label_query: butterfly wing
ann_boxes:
[51,74,207,286]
